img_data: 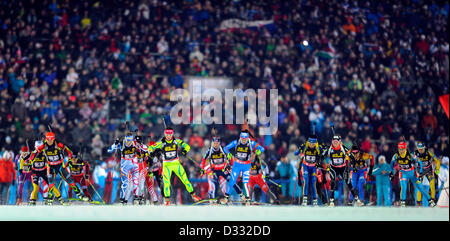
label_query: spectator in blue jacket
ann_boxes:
[276,155,296,200]
[373,155,392,206]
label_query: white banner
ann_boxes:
[219,19,274,30]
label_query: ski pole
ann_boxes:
[86,178,106,204]
[50,178,64,201]
[291,174,298,205]
[436,175,449,198]
[266,177,282,188]
[185,155,207,173]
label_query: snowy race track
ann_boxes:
[0,205,448,221]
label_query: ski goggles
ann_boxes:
[416,142,425,149]
[212,137,220,143]
[240,132,249,140]
[164,129,174,135]
[332,135,341,141]
[124,136,134,143]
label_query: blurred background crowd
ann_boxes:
[0,0,449,205]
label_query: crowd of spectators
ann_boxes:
[0,0,449,204]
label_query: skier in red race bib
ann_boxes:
[248,153,279,204]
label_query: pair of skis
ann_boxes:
[192,198,270,206]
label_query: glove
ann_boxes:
[223,166,231,174]
[227,153,233,160]
[297,171,302,186]
[389,173,394,180]
[181,149,187,156]
[435,169,440,175]
[115,138,120,145]
[148,151,155,160]
[200,169,206,176]
[12,179,15,185]
[315,161,322,169]
[19,169,23,175]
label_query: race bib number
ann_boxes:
[34,162,45,168]
[124,154,135,159]
[212,158,224,165]
[47,155,59,162]
[399,164,410,170]
[166,151,177,159]
[333,158,344,165]
[236,152,248,160]
[71,170,82,175]
[305,155,316,163]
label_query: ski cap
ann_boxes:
[351,144,360,153]
[164,129,174,135]
[2,151,12,160]
[416,141,425,149]
[308,135,317,144]
[164,127,174,141]
[45,132,55,141]
[35,140,44,149]
[398,141,407,149]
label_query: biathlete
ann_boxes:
[414,141,441,206]
[294,134,324,206]
[107,132,143,205]
[28,140,52,205]
[222,130,264,205]
[66,152,92,202]
[147,127,201,205]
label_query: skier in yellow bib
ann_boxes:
[147,127,201,205]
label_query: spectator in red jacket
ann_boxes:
[415,35,430,55]
[360,135,372,153]
[0,151,16,205]
[421,108,438,132]
[189,133,205,150]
